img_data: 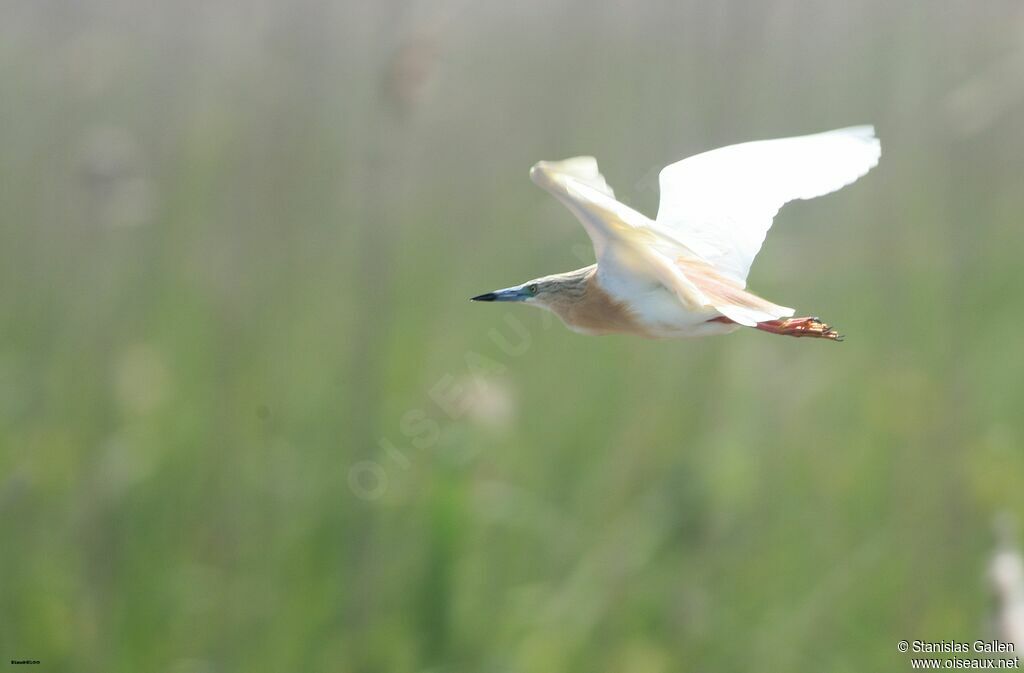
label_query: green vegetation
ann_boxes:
[1,2,1023,671]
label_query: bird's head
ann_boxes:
[470,268,590,311]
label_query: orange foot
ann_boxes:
[755,316,844,341]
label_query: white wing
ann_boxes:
[530,157,712,309]
[655,126,881,286]
[529,157,631,258]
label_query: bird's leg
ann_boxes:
[707,315,844,341]
[755,316,843,341]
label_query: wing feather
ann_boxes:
[655,126,881,285]
[677,258,794,326]
[529,157,710,309]
[529,157,637,258]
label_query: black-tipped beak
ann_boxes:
[470,286,529,302]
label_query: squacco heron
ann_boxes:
[472,126,880,341]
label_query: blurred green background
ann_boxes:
[3,1,1024,671]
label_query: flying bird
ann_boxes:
[472,126,880,341]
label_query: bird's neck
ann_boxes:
[547,266,643,336]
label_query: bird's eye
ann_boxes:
[527,284,539,296]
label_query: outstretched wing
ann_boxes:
[529,157,637,258]
[655,126,881,286]
[530,157,712,309]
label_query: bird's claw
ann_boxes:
[778,317,844,342]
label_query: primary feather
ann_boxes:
[654,125,881,285]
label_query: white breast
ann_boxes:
[600,273,733,338]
